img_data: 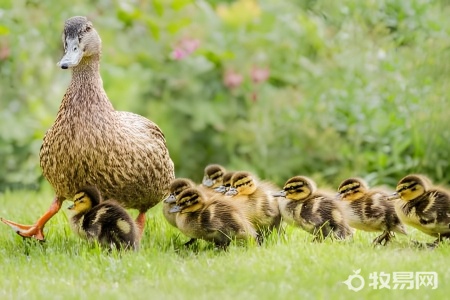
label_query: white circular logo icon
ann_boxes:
[343,269,365,292]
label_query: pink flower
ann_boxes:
[171,48,188,60]
[223,70,243,89]
[251,66,270,84]
[171,38,200,60]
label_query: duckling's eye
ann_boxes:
[85,26,92,32]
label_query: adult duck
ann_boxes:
[1,16,175,240]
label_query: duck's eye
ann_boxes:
[73,46,78,51]
[85,26,92,32]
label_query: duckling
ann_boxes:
[392,174,450,245]
[1,16,175,240]
[225,171,281,236]
[169,188,258,249]
[163,178,197,228]
[68,186,138,250]
[202,164,226,190]
[214,171,236,194]
[337,178,407,245]
[274,176,352,241]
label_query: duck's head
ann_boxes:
[226,171,257,196]
[164,178,196,204]
[58,16,101,69]
[273,176,316,201]
[68,185,102,213]
[202,164,226,188]
[394,174,430,202]
[337,178,368,201]
[214,171,236,194]
[169,188,204,214]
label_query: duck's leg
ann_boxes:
[135,212,146,240]
[1,196,63,241]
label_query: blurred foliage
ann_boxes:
[0,0,449,191]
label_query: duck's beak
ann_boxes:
[272,190,286,197]
[58,38,83,69]
[164,194,176,204]
[202,177,214,187]
[225,187,238,196]
[214,186,227,193]
[169,205,182,213]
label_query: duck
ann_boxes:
[169,187,258,249]
[273,176,353,241]
[392,174,450,246]
[337,177,407,245]
[214,171,236,194]
[202,164,226,189]
[1,16,175,241]
[225,171,281,237]
[68,186,138,250]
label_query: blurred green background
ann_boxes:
[0,0,449,191]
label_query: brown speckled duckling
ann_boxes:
[392,174,450,246]
[337,178,407,245]
[274,176,352,241]
[68,186,138,250]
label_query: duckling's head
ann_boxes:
[164,178,196,204]
[337,178,369,201]
[274,176,316,201]
[58,16,101,69]
[226,171,257,196]
[169,188,205,214]
[395,174,430,202]
[68,186,102,214]
[214,171,236,194]
[202,164,226,188]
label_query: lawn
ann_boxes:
[0,184,448,300]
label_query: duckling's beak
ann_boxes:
[225,188,238,196]
[214,186,227,193]
[164,194,176,204]
[58,38,83,69]
[387,192,399,201]
[202,177,214,187]
[272,190,286,197]
[169,205,182,213]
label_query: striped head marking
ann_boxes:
[171,188,204,213]
[396,175,428,202]
[230,171,256,195]
[282,176,316,200]
[202,164,226,188]
[338,178,368,201]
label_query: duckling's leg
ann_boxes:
[135,212,146,239]
[372,231,393,246]
[1,196,63,241]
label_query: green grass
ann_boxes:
[0,185,448,300]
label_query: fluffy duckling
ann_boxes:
[392,174,450,245]
[225,171,281,236]
[163,178,197,228]
[214,171,236,194]
[274,176,352,241]
[337,178,407,245]
[68,186,138,250]
[169,188,258,249]
[202,164,226,189]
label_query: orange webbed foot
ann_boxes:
[1,218,45,241]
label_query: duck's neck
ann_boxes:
[61,54,114,113]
